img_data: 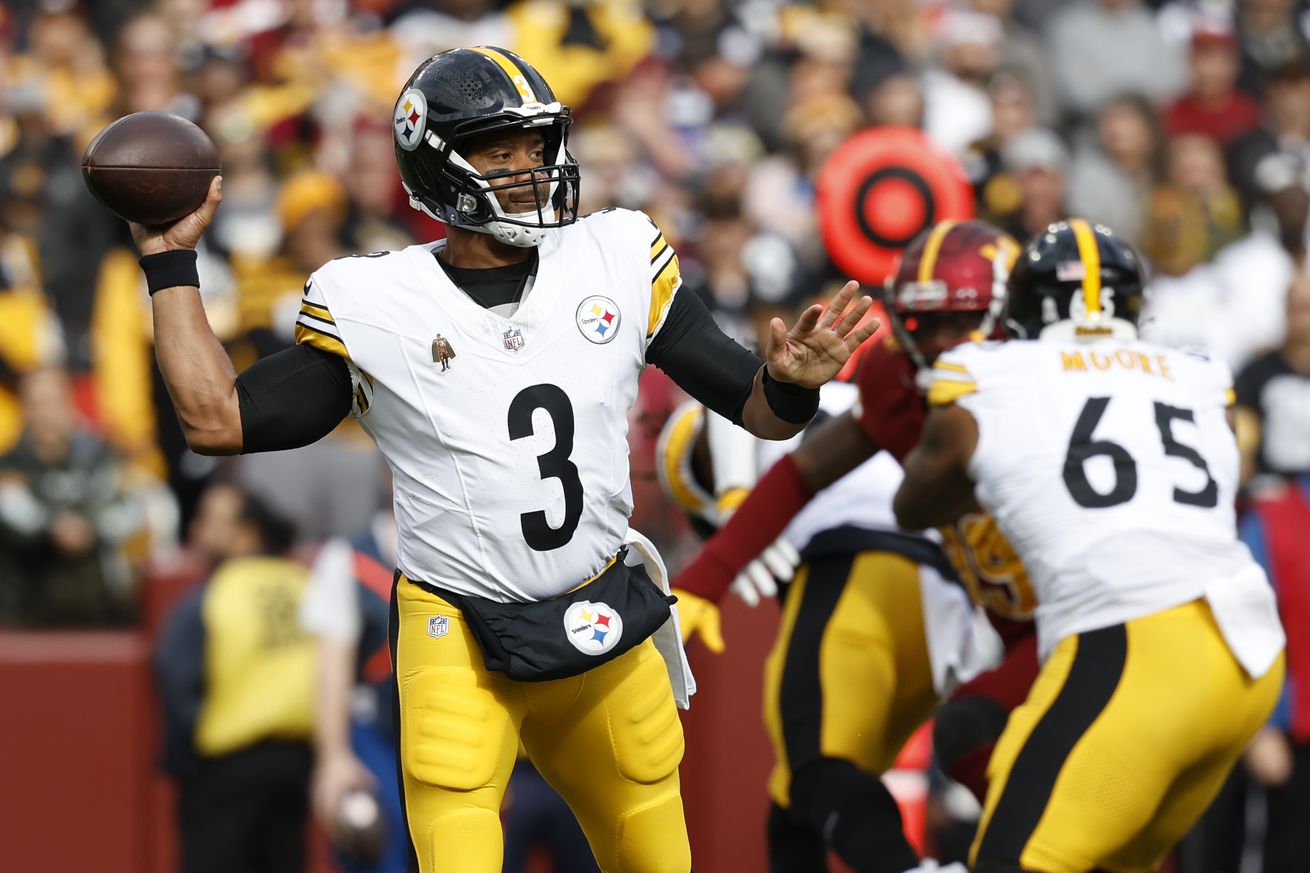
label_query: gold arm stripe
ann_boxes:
[927,378,978,406]
[649,253,681,337]
[297,309,337,332]
[660,407,707,513]
[468,47,536,104]
[299,299,334,322]
[354,384,369,413]
[295,323,349,359]
[918,220,958,283]
[1225,388,1236,406]
[1069,218,1102,316]
[651,236,669,264]
[716,487,750,517]
[933,361,972,375]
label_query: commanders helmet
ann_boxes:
[392,46,580,247]
[884,219,1021,372]
[1006,220,1146,341]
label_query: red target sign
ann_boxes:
[818,127,975,286]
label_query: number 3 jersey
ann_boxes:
[294,208,683,602]
[929,339,1284,674]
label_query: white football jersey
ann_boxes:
[930,339,1283,670]
[294,208,684,602]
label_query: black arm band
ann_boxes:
[236,345,353,453]
[647,290,761,425]
[139,249,200,296]
[762,368,820,423]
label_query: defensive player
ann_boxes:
[659,384,990,873]
[672,220,1036,871]
[126,47,878,873]
[894,220,1287,873]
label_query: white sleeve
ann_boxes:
[299,538,363,642]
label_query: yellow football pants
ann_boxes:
[763,550,939,806]
[392,578,690,873]
[972,599,1285,873]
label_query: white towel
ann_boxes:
[625,530,697,709]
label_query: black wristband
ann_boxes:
[762,367,820,424]
[139,249,200,296]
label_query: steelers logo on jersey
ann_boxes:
[563,600,624,655]
[576,296,622,344]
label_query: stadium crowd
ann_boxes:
[2,0,1310,871]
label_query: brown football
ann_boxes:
[82,112,220,226]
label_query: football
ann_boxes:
[81,111,220,226]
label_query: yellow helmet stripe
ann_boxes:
[917,220,958,284]
[1069,218,1102,316]
[469,46,537,105]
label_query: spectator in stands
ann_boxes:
[0,367,143,627]
[987,126,1070,241]
[1165,18,1263,146]
[1235,268,1310,486]
[154,483,315,873]
[1228,60,1310,218]
[922,9,1001,156]
[1069,92,1164,243]
[1046,0,1185,122]
[966,0,1057,125]
[1140,133,1245,277]
[1237,0,1310,89]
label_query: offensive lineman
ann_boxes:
[894,221,1287,872]
[126,47,878,873]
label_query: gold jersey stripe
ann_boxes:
[716,487,749,517]
[1069,218,1102,316]
[927,378,978,406]
[649,253,681,337]
[918,220,958,283]
[468,46,536,104]
[651,235,669,264]
[295,323,349,359]
[1225,388,1236,406]
[354,384,370,413]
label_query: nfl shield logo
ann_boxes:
[503,328,525,351]
[427,615,450,639]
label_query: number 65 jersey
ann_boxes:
[929,339,1284,674]
[294,209,683,603]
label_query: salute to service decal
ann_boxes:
[563,600,623,655]
[431,334,456,371]
[576,296,621,344]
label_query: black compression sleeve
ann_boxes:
[646,290,762,425]
[236,344,353,453]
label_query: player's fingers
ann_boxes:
[731,574,760,607]
[818,281,859,330]
[832,294,873,337]
[846,316,882,352]
[194,175,223,223]
[790,304,822,337]
[760,548,792,586]
[768,316,789,355]
[776,539,802,567]
[747,560,775,596]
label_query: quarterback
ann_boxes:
[894,221,1287,873]
[126,47,877,873]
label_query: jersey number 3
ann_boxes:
[1063,396,1218,509]
[509,384,585,551]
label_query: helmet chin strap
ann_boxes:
[470,220,547,248]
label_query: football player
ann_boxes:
[657,384,992,873]
[894,220,1287,872]
[671,220,1039,873]
[125,47,880,873]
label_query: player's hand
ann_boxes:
[130,175,223,256]
[672,588,724,653]
[311,749,376,834]
[730,539,801,607]
[765,280,879,389]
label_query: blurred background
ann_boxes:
[1,0,1310,871]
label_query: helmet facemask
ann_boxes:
[402,104,580,248]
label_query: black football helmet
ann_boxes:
[1006,219,1147,341]
[393,46,580,247]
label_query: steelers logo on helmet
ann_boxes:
[394,88,428,152]
[563,600,623,656]
[391,46,581,248]
[817,127,975,287]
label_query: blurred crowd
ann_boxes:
[4,0,1310,870]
